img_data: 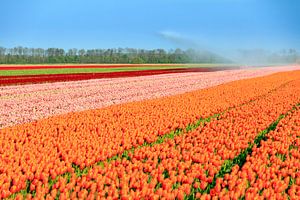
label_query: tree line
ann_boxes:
[0,46,231,64]
[237,48,300,65]
[0,46,298,64]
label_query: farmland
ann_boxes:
[0,64,300,199]
[2,0,300,198]
[0,64,240,86]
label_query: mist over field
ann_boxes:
[158,30,300,65]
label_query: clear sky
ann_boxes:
[1,0,299,51]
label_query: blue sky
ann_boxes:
[0,0,299,51]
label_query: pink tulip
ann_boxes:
[0,65,299,129]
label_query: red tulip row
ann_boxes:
[208,104,300,200]
[1,68,217,86]
[33,78,300,199]
[2,72,298,199]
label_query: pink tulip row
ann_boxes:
[0,65,299,129]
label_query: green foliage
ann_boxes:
[6,180,33,199]
[0,65,191,76]
[49,176,59,190]
[147,174,152,183]
[286,177,296,194]
[276,153,287,162]
[154,182,162,192]
[130,57,145,64]
[239,196,246,200]
[172,182,181,190]
[0,46,231,64]
[163,169,170,179]
[121,150,131,160]
[186,105,297,198]
[55,190,61,200]
[72,163,90,177]
[259,188,264,195]
[289,144,298,151]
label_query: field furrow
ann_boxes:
[207,105,300,200]
[1,70,300,199]
[39,79,299,199]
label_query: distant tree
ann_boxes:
[131,57,145,64]
[4,45,295,64]
[78,49,86,56]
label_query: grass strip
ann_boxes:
[0,66,192,76]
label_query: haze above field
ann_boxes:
[1,0,300,64]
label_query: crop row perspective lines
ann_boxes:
[3,75,299,198]
[1,71,300,199]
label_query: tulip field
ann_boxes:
[1,65,299,129]
[0,65,300,199]
[0,64,236,86]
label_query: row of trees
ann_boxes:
[0,46,229,64]
[0,46,299,64]
[237,49,300,65]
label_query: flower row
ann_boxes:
[1,70,299,198]
[209,105,300,199]
[31,78,300,199]
[1,66,299,128]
